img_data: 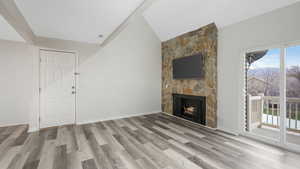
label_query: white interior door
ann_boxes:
[40,50,76,129]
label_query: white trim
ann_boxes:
[38,49,41,130]
[0,123,28,128]
[279,47,286,145]
[247,95,252,132]
[38,48,78,130]
[76,111,161,125]
[74,49,79,126]
[30,111,161,131]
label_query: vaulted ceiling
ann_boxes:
[143,0,300,41]
[14,0,144,44]
[0,15,24,42]
[1,0,300,44]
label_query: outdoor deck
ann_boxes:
[248,95,300,146]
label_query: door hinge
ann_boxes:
[39,88,42,93]
[39,57,42,63]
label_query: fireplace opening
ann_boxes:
[173,94,206,125]
[184,105,196,116]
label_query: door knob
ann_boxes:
[72,91,76,94]
[72,86,75,89]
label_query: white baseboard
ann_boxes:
[76,110,161,125]
[28,111,161,132]
[0,122,28,128]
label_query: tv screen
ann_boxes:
[172,54,204,79]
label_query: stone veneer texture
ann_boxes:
[162,23,218,128]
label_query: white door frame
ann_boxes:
[38,48,78,129]
[240,40,300,153]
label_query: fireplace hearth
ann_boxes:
[173,94,206,125]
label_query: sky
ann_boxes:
[250,45,300,69]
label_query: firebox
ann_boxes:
[172,94,206,125]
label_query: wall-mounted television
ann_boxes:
[172,54,204,79]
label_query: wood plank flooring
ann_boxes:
[0,113,300,169]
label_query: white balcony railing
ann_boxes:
[247,94,300,132]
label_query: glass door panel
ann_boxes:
[285,45,300,146]
[246,48,281,141]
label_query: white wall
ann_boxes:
[0,39,38,127]
[77,16,161,123]
[34,36,99,64]
[218,2,300,134]
[0,15,161,130]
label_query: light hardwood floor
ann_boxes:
[0,113,300,169]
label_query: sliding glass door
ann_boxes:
[285,45,300,146]
[245,43,300,150]
[246,48,281,142]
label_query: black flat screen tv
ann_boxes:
[172,54,204,79]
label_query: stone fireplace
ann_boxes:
[162,23,217,128]
[173,94,206,125]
